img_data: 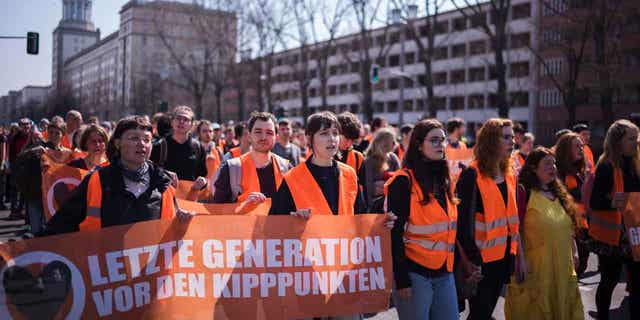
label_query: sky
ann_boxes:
[0,0,129,96]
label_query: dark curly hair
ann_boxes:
[518,147,577,231]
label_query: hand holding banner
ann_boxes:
[0,215,392,319]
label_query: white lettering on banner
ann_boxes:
[91,281,152,317]
[630,227,640,246]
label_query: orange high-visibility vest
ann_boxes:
[284,162,358,215]
[82,172,176,231]
[342,149,364,172]
[470,161,520,263]
[230,147,243,158]
[395,144,405,163]
[61,134,72,149]
[584,145,595,175]
[227,153,289,203]
[445,141,467,154]
[565,175,588,229]
[384,169,458,271]
[513,152,526,170]
[588,165,624,246]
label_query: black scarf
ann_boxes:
[117,159,150,184]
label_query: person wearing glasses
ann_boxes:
[150,106,208,191]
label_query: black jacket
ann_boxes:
[43,161,173,235]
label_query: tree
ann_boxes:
[44,82,76,118]
[349,0,395,122]
[453,0,511,118]
[392,0,448,118]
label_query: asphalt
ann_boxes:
[0,209,631,319]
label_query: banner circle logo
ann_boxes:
[47,177,82,217]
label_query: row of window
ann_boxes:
[273,3,532,66]
[272,33,530,82]
[282,91,530,116]
[273,63,530,101]
[541,85,640,107]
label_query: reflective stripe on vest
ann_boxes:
[82,171,176,231]
[284,162,357,216]
[470,161,519,263]
[384,169,458,271]
[588,166,624,245]
[229,153,289,203]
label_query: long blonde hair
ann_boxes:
[599,119,640,177]
[365,128,396,173]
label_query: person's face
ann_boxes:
[293,131,307,147]
[117,129,153,167]
[421,128,446,161]
[86,131,106,155]
[19,121,31,133]
[579,130,591,145]
[536,154,557,186]
[213,128,222,140]
[47,128,63,145]
[250,120,276,153]
[521,139,534,154]
[621,128,639,157]
[226,129,235,141]
[278,124,292,141]
[311,124,340,160]
[501,126,516,159]
[455,126,466,138]
[570,138,584,162]
[381,137,396,154]
[67,115,82,131]
[402,130,412,145]
[199,124,213,144]
[171,111,193,135]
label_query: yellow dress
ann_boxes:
[505,191,584,320]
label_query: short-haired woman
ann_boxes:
[67,124,110,170]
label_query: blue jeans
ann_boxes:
[408,272,458,320]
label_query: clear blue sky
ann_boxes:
[0,0,129,96]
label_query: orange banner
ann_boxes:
[0,215,391,319]
[446,148,474,184]
[176,180,210,202]
[41,164,89,221]
[176,199,270,216]
[624,193,640,262]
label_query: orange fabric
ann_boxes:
[384,169,457,271]
[71,150,88,160]
[395,145,405,163]
[343,149,364,172]
[584,145,595,174]
[42,130,48,141]
[470,161,520,263]
[513,152,526,170]
[565,175,588,229]
[82,172,175,231]
[61,134,72,149]
[41,164,89,221]
[284,162,358,215]
[230,147,243,158]
[589,166,624,246]
[236,153,286,203]
[205,148,222,197]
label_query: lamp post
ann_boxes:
[390,5,417,125]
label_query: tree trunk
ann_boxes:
[493,31,509,118]
[215,88,223,122]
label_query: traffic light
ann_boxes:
[370,64,379,84]
[26,32,39,55]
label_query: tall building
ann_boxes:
[52,0,100,89]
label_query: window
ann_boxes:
[375,102,385,113]
[309,87,317,97]
[416,99,425,111]
[434,72,447,85]
[434,47,449,60]
[388,78,400,90]
[451,96,465,110]
[350,82,359,93]
[512,3,531,19]
[543,0,568,17]
[468,94,484,109]
[389,55,400,67]
[403,100,413,111]
[387,101,398,112]
[541,57,563,75]
[511,33,530,49]
[405,52,415,65]
[419,24,430,37]
[418,75,427,86]
[510,62,530,78]
[376,35,386,46]
[453,17,467,31]
[350,104,359,113]
[352,39,360,51]
[329,65,337,75]
[540,89,561,107]
[434,97,447,110]
[450,69,466,83]
[469,40,486,55]
[376,57,386,67]
[489,65,498,80]
[339,84,348,94]
[389,32,400,44]
[470,13,486,28]
[452,44,466,58]
[469,67,485,82]
[351,62,360,73]
[404,77,414,88]
[510,91,529,107]
[436,21,449,34]
[329,85,337,95]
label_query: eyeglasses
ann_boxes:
[426,137,445,147]
[174,115,192,123]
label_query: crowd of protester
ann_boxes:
[0,105,639,320]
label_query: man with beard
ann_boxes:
[212,112,291,205]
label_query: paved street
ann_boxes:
[0,210,631,319]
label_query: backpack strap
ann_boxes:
[273,154,291,174]
[227,157,243,202]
